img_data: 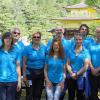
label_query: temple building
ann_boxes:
[52,3,100,28]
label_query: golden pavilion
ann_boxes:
[51,3,100,28]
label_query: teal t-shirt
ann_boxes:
[46,56,66,83]
[0,48,20,82]
[89,42,100,68]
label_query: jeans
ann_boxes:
[0,82,17,100]
[46,83,62,100]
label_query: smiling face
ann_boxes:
[32,32,41,45]
[75,34,83,47]
[4,37,12,47]
[80,26,88,37]
[53,41,59,52]
[11,28,20,40]
[2,32,12,48]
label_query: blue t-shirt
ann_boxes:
[0,48,20,82]
[83,37,94,49]
[89,42,100,68]
[68,47,90,72]
[13,41,25,68]
[23,43,46,69]
[46,56,66,83]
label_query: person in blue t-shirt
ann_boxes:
[79,24,94,49]
[66,33,90,100]
[23,31,46,100]
[11,28,25,69]
[11,27,25,100]
[44,39,66,100]
[71,24,94,49]
[79,24,95,99]
[0,32,21,100]
[47,26,70,100]
[70,24,94,99]
[89,27,100,100]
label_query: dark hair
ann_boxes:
[79,24,89,36]
[49,39,64,59]
[2,32,13,49]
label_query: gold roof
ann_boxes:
[52,17,100,21]
[64,3,92,9]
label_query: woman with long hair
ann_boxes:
[44,39,66,100]
[0,32,21,100]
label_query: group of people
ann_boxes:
[0,24,100,100]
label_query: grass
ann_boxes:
[21,88,100,100]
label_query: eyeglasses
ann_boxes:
[33,36,40,39]
[13,32,20,35]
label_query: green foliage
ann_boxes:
[0,0,100,41]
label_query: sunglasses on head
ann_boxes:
[5,36,12,39]
[13,32,20,35]
[33,36,40,39]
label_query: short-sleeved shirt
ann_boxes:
[68,47,90,72]
[46,56,66,83]
[13,41,25,68]
[23,43,46,69]
[0,48,20,82]
[89,42,100,68]
[83,37,94,49]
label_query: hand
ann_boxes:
[17,81,21,92]
[71,73,77,80]
[91,68,99,76]
[46,80,52,89]
[17,77,21,92]
[59,81,64,90]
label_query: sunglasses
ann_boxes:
[33,36,40,39]
[13,32,20,35]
